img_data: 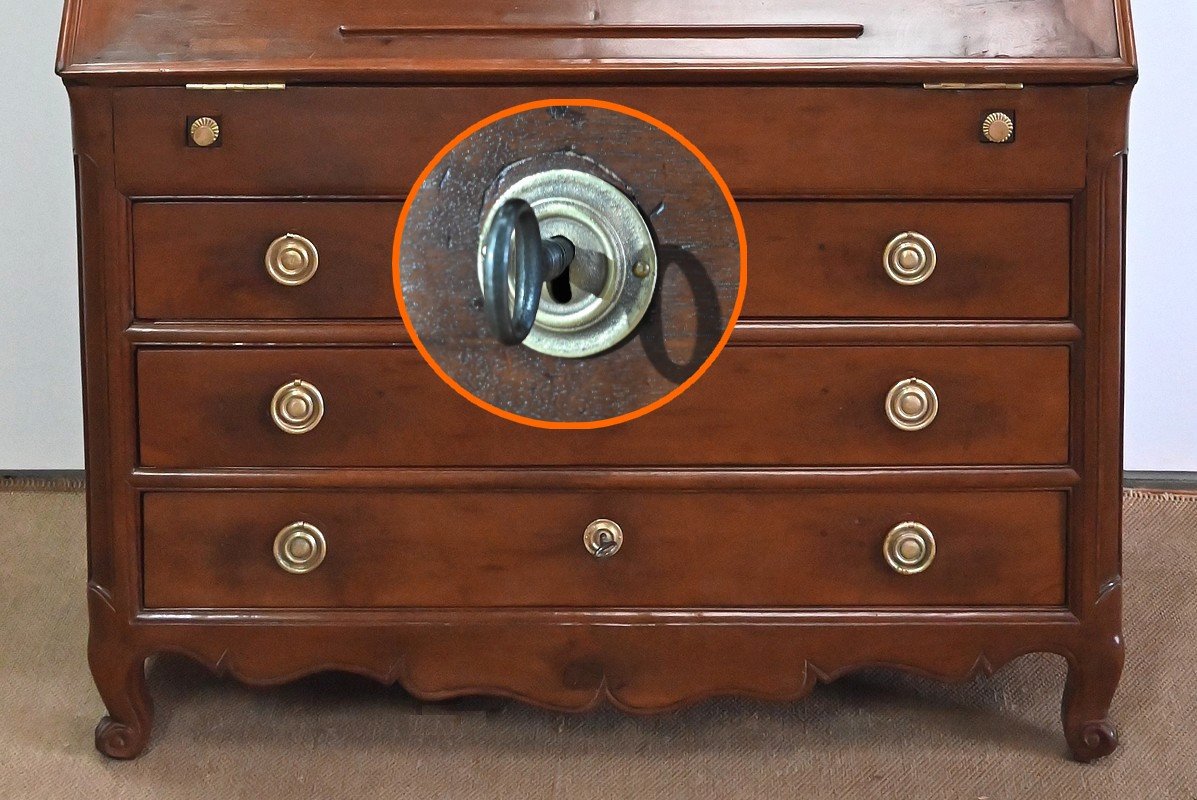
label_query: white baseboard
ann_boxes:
[0,470,86,491]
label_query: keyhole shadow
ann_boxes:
[636,245,726,385]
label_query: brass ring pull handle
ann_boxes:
[273,521,327,574]
[885,377,939,431]
[270,379,324,434]
[583,519,624,558]
[481,198,576,345]
[883,521,936,575]
[883,232,936,286]
[265,233,319,286]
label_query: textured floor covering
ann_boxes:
[0,489,1193,799]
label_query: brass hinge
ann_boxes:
[184,82,286,91]
[923,82,1024,91]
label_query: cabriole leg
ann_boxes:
[89,636,152,758]
[1062,636,1123,763]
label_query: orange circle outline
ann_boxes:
[393,98,748,430]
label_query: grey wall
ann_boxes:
[0,1,80,470]
[1124,0,1197,471]
[0,2,1193,471]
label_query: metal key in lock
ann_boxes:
[480,198,577,345]
[583,519,624,558]
[478,168,658,359]
[396,100,744,425]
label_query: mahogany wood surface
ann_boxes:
[135,345,1071,468]
[133,200,1070,321]
[142,489,1067,609]
[133,202,400,320]
[126,319,1083,346]
[57,0,1132,84]
[59,0,1135,763]
[129,467,1082,493]
[110,87,1088,197]
[747,202,1072,319]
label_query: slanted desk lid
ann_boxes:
[57,0,1136,85]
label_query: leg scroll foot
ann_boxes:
[95,713,149,759]
[90,646,152,759]
[1062,638,1123,763]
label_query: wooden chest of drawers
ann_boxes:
[59,0,1136,760]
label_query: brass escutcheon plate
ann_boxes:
[477,168,657,359]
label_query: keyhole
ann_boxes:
[548,268,574,306]
[547,267,573,304]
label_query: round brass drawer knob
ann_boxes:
[883,232,937,285]
[270,379,324,434]
[982,112,1015,144]
[189,116,220,147]
[273,521,326,574]
[583,519,623,558]
[265,233,319,286]
[885,378,939,431]
[883,522,936,575]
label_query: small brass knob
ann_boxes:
[885,378,939,431]
[188,116,221,147]
[883,522,936,575]
[273,521,326,574]
[583,519,623,558]
[883,232,937,285]
[270,379,324,434]
[265,234,319,286]
[982,111,1015,144]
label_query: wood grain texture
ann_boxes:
[1054,85,1132,762]
[124,319,1084,346]
[133,201,400,319]
[129,466,1083,492]
[142,489,1067,609]
[87,577,1118,760]
[132,199,1071,322]
[56,0,1131,84]
[60,0,1135,760]
[747,201,1072,319]
[110,86,1089,197]
[135,345,1071,468]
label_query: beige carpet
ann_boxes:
[0,489,1193,799]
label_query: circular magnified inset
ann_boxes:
[394,98,746,428]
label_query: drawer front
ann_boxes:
[113,86,1086,197]
[133,200,1070,321]
[142,490,1067,609]
[133,201,399,320]
[748,201,1071,319]
[136,345,1070,467]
